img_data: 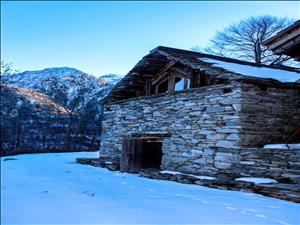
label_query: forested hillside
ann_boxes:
[0,67,121,155]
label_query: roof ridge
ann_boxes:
[152,46,300,73]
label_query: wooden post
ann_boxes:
[155,84,159,95]
[144,79,151,96]
[184,78,188,90]
[168,75,175,94]
[191,71,201,88]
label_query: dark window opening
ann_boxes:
[148,71,215,97]
[174,76,191,91]
[200,73,209,87]
[157,79,168,94]
[223,88,232,94]
[258,85,267,91]
[174,77,184,91]
[190,72,212,88]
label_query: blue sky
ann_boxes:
[1,1,299,75]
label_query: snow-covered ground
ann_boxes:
[1,152,299,225]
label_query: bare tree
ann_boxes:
[1,61,18,80]
[195,15,295,65]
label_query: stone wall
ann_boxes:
[187,147,300,184]
[101,83,242,168]
[100,82,300,180]
[239,83,300,147]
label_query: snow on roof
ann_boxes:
[200,58,300,83]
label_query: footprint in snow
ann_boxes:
[3,158,17,161]
[255,214,267,218]
[221,202,232,206]
[225,206,238,210]
[278,221,291,225]
[243,208,257,212]
[200,200,209,204]
[240,210,250,215]
[267,205,280,209]
[83,191,95,197]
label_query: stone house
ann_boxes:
[99,46,300,182]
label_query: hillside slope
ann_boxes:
[0,85,70,155]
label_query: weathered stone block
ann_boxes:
[216,140,235,148]
[214,161,232,169]
[226,134,239,141]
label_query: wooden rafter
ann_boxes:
[151,60,177,84]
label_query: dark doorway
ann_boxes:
[121,137,163,173]
[141,141,162,169]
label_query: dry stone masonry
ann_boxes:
[100,81,300,184]
[101,83,242,167]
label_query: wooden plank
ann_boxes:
[168,75,175,94]
[120,138,130,172]
[144,79,151,96]
[130,133,171,138]
[191,71,201,88]
[155,84,159,95]
[184,78,188,90]
[121,138,146,173]
[267,26,300,50]
[152,72,168,86]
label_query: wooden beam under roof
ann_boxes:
[151,60,177,82]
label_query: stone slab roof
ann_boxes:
[102,46,300,103]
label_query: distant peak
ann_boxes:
[17,67,87,77]
[98,74,123,85]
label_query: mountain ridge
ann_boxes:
[2,67,122,111]
[1,67,122,155]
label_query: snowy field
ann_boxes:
[1,152,299,225]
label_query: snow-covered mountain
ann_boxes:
[1,67,122,155]
[2,67,122,111]
[98,74,123,85]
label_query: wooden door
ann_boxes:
[121,138,145,173]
